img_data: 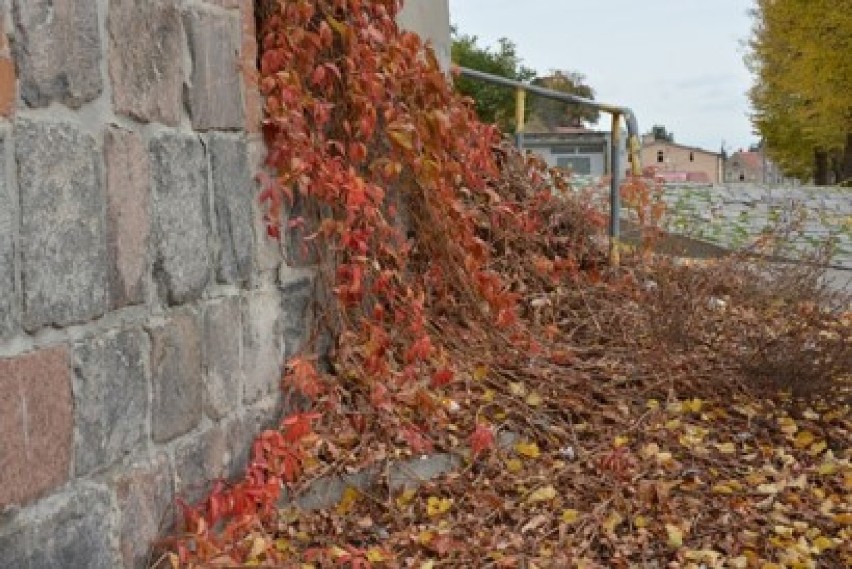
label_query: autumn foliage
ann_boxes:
[156,1,851,567]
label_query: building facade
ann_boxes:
[725,149,785,184]
[640,136,724,184]
[522,128,628,177]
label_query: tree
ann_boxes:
[451,29,536,131]
[746,0,852,184]
[527,70,599,131]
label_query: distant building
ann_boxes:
[520,127,627,177]
[640,133,724,185]
[724,147,785,184]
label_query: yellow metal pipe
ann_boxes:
[515,87,526,135]
[609,113,622,267]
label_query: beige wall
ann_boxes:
[641,141,723,184]
[397,0,451,71]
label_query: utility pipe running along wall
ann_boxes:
[457,66,643,266]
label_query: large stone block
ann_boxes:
[105,127,151,309]
[0,130,16,339]
[184,8,244,130]
[202,297,243,420]
[210,134,254,284]
[113,454,173,569]
[0,483,120,569]
[280,270,314,359]
[0,347,72,508]
[72,328,149,476]
[16,119,107,331]
[149,310,203,443]
[173,426,229,504]
[150,133,211,305]
[11,0,102,108]
[108,0,183,126]
[242,292,285,404]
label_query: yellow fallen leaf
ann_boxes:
[505,458,523,473]
[247,536,268,560]
[833,513,852,525]
[665,524,683,548]
[728,556,748,569]
[613,435,629,448]
[420,561,435,569]
[646,399,660,410]
[714,442,737,454]
[526,392,543,407]
[366,548,388,562]
[527,485,557,504]
[473,365,488,381]
[684,398,704,413]
[336,487,360,515]
[634,515,648,529]
[809,440,827,456]
[426,496,452,517]
[778,417,798,435]
[812,535,835,553]
[561,509,580,524]
[603,511,624,535]
[482,389,495,403]
[509,382,527,397]
[793,431,815,449]
[712,483,736,494]
[514,441,541,459]
[396,489,416,508]
[817,462,837,476]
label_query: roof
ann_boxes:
[728,151,762,170]
[642,139,722,157]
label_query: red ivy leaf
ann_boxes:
[430,367,454,387]
[470,423,495,456]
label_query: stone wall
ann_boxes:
[0,1,452,567]
[0,1,313,567]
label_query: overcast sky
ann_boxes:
[448,0,759,153]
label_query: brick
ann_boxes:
[11,0,102,108]
[150,133,211,305]
[113,454,173,569]
[149,310,203,443]
[210,134,254,284]
[0,56,15,117]
[105,127,151,309]
[0,347,72,508]
[202,298,243,420]
[184,8,244,130]
[72,329,149,476]
[107,0,183,126]
[0,483,120,569]
[0,130,16,339]
[173,426,229,504]
[16,119,107,331]
[242,292,285,404]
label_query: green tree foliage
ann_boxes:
[527,70,599,130]
[451,30,597,133]
[451,29,535,131]
[746,0,852,183]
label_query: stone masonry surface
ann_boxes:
[108,0,184,126]
[12,0,103,108]
[0,347,73,507]
[0,1,446,567]
[17,119,108,331]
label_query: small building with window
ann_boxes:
[520,127,627,177]
[639,134,723,184]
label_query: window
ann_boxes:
[657,150,664,163]
[689,152,695,162]
[556,156,592,175]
